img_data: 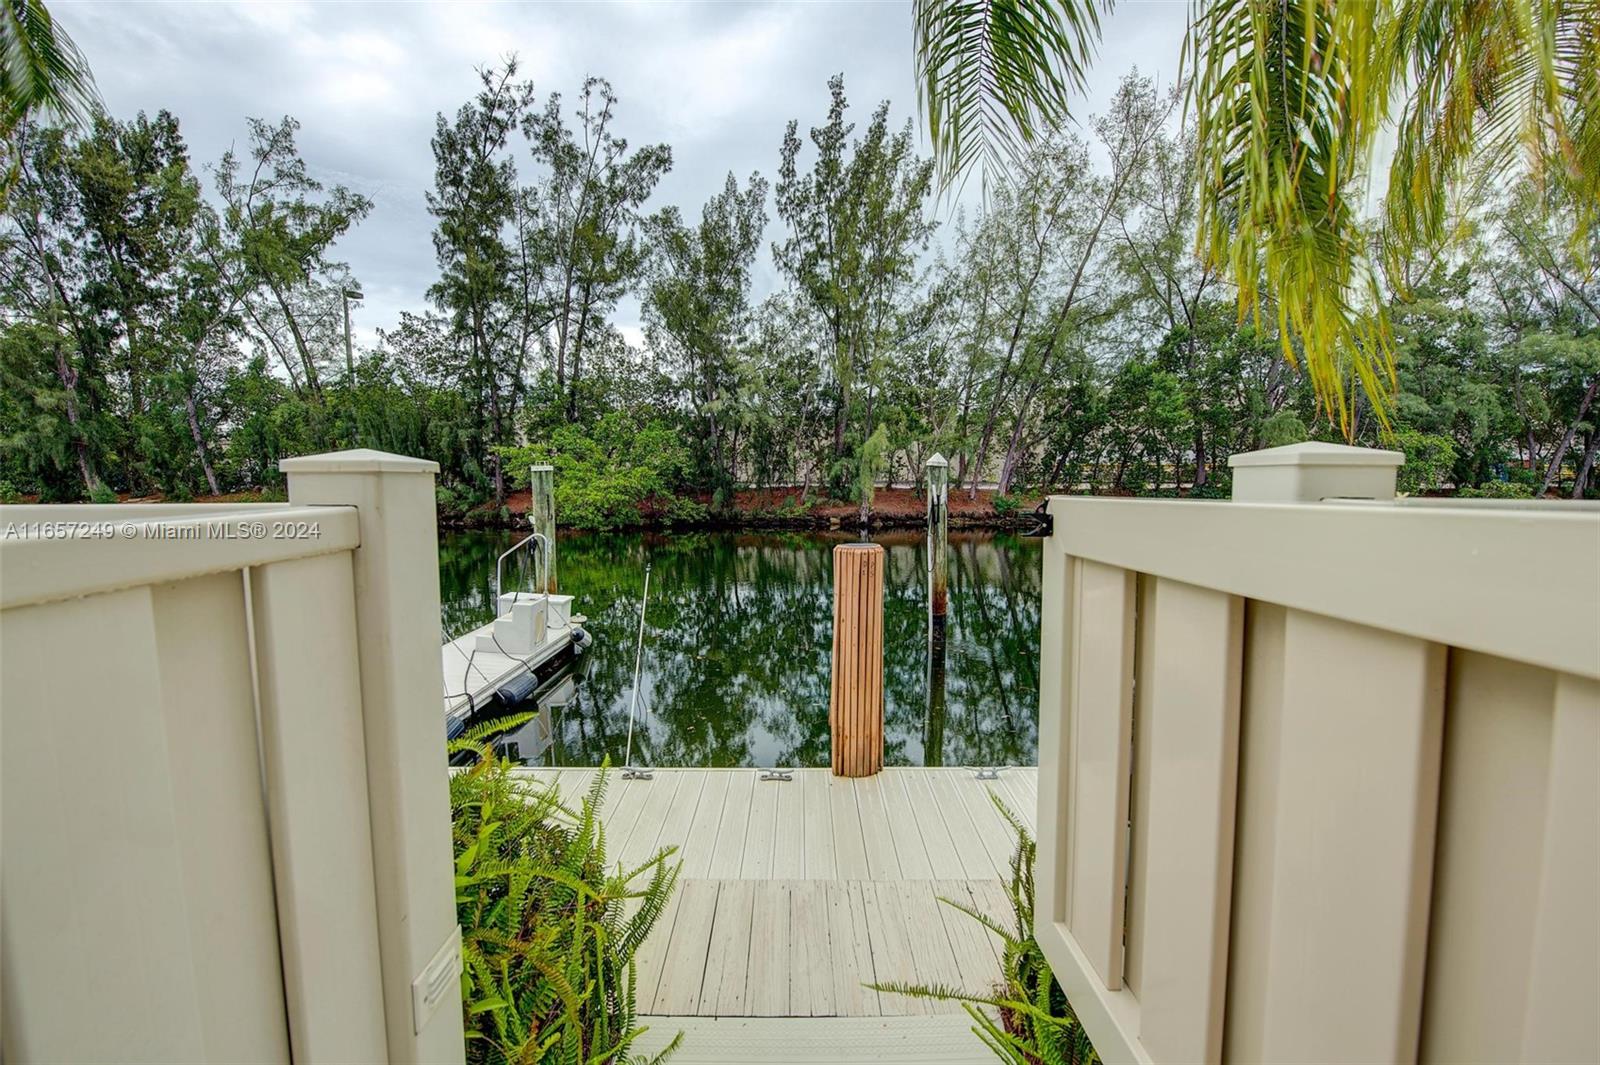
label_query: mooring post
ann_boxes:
[926,453,949,618]
[830,542,885,777]
[529,464,556,593]
[925,619,947,767]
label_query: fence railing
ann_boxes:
[1035,443,1599,1065]
[0,450,464,1065]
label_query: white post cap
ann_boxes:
[1229,442,1403,502]
[279,448,440,475]
[926,452,948,468]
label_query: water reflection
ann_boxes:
[438,528,1040,768]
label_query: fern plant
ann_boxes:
[871,794,1098,1065]
[450,716,682,1064]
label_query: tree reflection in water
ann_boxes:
[438,528,1041,768]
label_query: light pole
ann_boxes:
[926,452,949,618]
[342,287,363,380]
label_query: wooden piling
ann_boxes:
[529,464,556,593]
[830,543,884,777]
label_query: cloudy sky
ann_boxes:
[61,1,1190,346]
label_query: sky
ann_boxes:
[59,0,1192,348]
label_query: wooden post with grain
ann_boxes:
[529,464,556,593]
[830,542,885,777]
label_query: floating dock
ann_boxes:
[510,765,1039,1062]
[440,613,587,736]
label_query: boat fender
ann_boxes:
[494,670,538,706]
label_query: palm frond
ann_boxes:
[914,0,1114,192]
[1384,0,1600,267]
[1187,0,1397,436]
[0,0,97,137]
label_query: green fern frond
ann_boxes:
[452,748,680,1064]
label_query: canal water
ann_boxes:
[439,528,1040,768]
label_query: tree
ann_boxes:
[644,171,767,505]
[216,116,372,399]
[774,75,936,497]
[912,0,1600,437]
[525,76,672,422]
[1487,172,1600,495]
[1112,97,1228,485]
[427,62,537,502]
[4,111,222,495]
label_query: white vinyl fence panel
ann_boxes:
[1,451,464,1065]
[1035,444,1600,1065]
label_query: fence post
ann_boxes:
[529,463,556,592]
[1229,441,1403,502]
[1224,439,1445,1063]
[831,542,885,776]
[280,449,465,1065]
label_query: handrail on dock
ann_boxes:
[494,532,549,603]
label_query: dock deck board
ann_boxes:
[509,766,1037,1024]
[629,1015,999,1064]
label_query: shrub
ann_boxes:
[88,483,118,504]
[992,494,1022,516]
[0,479,21,504]
[660,494,708,525]
[1393,429,1457,495]
[450,721,681,1064]
[437,481,488,520]
[497,414,700,530]
[872,795,1099,1065]
[1457,479,1536,499]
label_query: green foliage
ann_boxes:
[775,76,936,487]
[991,494,1021,516]
[915,0,1600,437]
[87,483,116,504]
[450,719,681,1065]
[855,424,891,508]
[1393,429,1457,495]
[499,414,697,530]
[912,0,1110,186]
[3,58,1595,514]
[644,172,767,499]
[1457,479,1536,499]
[1259,411,1309,448]
[872,794,1098,1064]
[437,481,491,521]
[658,494,708,525]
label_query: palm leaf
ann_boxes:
[1186,0,1397,436]
[914,0,1114,192]
[0,0,97,136]
[1383,0,1600,266]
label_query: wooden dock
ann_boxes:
[510,765,1038,1060]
